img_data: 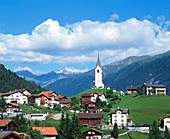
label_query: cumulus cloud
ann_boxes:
[0,17,170,66]
[110,14,120,21]
[14,66,33,73]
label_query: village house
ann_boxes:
[141,83,166,95]
[5,103,22,114]
[0,131,27,139]
[78,113,103,127]
[56,95,67,101]
[31,127,58,139]
[14,89,32,96]
[0,90,28,104]
[80,92,107,107]
[82,128,103,139]
[60,101,71,108]
[127,86,138,94]
[28,91,60,108]
[0,120,18,131]
[109,107,132,128]
[84,102,97,113]
[163,115,170,130]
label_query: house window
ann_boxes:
[114,115,117,118]
[114,120,117,122]
[166,121,170,123]
[121,120,124,122]
[121,115,124,118]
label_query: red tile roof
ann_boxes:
[56,95,66,99]
[0,91,17,96]
[8,103,20,107]
[0,120,12,126]
[39,91,55,98]
[32,127,58,135]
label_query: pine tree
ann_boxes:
[149,120,161,139]
[111,123,119,138]
[64,113,71,139]
[0,96,6,119]
[71,113,82,139]
[58,112,66,139]
[165,126,170,139]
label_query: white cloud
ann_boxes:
[110,14,120,21]
[0,17,170,65]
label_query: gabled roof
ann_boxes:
[83,128,103,134]
[0,131,12,138]
[142,83,166,88]
[56,95,67,99]
[82,92,104,97]
[78,113,103,119]
[96,54,102,68]
[39,91,56,98]
[14,89,28,93]
[163,115,170,119]
[111,107,129,114]
[8,103,20,107]
[0,120,18,127]
[0,90,28,97]
[32,127,58,135]
[127,86,138,90]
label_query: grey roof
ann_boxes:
[0,131,12,138]
[96,54,102,68]
[111,108,129,114]
[60,101,71,104]
[143,84,166,88]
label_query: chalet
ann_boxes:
[28,91,60,108]
[82,128,103,139]
[80,92,107,107]
[78,113,103,127]
[163,115,170,130]
[14,89,32,96]
[5,103,22,113]
[141,83,166,95]
[31,127,58,139]
[0,131,27,139]
[0,90,28,104]
[56,95,67,101]
[84,102,97,113]
[0,120,18,131]
[60,101,71,108]
[109,107,130,128]
[127,86,138,94]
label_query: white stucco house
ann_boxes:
[0,90,28,104]
[141,83,166,95]
[109,107,132,127]
[163,115,170,130]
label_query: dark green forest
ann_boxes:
[0,64,45,93]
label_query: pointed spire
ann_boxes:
[96,53,102,68]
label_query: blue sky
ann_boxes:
[0,0,170,74]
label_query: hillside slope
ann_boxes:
[46,56,150,96]
[105,51,170,95]
[0,64,45,93]
[107,95,170,125]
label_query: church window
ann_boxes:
[97,70,99,73]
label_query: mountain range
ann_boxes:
[15,67,87,87]
[15,50,170,97]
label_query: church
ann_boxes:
[95,54,104,89]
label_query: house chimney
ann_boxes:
[42,128,44,133]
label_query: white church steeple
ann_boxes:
[95,54,104,89]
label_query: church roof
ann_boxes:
[96,54,102,68]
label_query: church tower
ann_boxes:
[95,54,104,88]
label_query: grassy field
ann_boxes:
[104,94,170,125]
[68,88,119,100]
[119,131,148,139]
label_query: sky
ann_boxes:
[0,0,170,74]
